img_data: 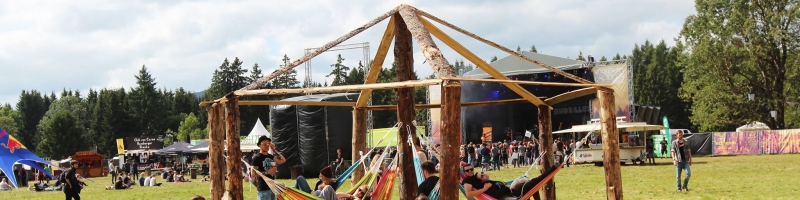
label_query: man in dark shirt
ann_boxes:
[461,164,491,199]
[251,136,287,200]
[467,144,476,166]
[417,161,439,197]
[64,160,81,200]
[671,130,692,192]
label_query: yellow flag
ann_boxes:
[117,138,125,155]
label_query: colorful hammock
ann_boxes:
[334,123,401,190]
[241,158,322,200]
[517,163,564,200]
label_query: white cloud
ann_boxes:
[0,0,695,105]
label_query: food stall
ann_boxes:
[69,151,106,177]
[554,122,665,165]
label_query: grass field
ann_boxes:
[3,154,799,200]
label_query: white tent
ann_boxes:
[190,118,269,152]
[736,121,770,132]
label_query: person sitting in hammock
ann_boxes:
[462,163,561,199]
[295,166,354,200]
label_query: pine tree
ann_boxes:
[600,56,608,62]
[15,90,48,152]
[576,51,586,61]
[327,54,350,86]
[530,45,538,53]
[127,65,162,136]
[516,46,521,52]
[490,56,498,63]
[613,53,622,60]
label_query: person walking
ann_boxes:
[671,130,692,192]
[64,160,82,200]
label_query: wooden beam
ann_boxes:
[394,11,418,200]
[234,79,443,96]
[538,104,555,200]
[442,77,612,87]
[599,88,623,200]
[544,88,599,105]
[365,98,531,110]
[439,81,462,200]
[419,16,549,107]
[241,8,398,91]
[236,101,355,107]
[416,9,595,85]
[351,108,367,186]
[207,103,225,200]
[356,15,396,107]
[225,96,243,200]
[398,4,455,78]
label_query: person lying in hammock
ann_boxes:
[295,166,355,200]
[462,163,560,199]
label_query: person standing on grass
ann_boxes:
[671,130,692,192]
[251,136,286,200]
[64,160,82,200]
[660,137,668,158]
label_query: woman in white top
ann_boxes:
[0,177,12,190]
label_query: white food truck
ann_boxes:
[553,121,666,165]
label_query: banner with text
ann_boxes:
[125,136,164,150]
[712,129,800,156]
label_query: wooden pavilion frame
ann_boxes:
[201,5,624,200]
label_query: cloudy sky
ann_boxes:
[0,0,695,106]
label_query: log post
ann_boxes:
[598,88,623,200]
[351,107,367,186]
[208,103,225,200]
[538,105,555,200]
[439,81,462,200]
[394,11,418,200]
[225,96,243,200]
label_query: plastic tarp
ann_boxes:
[685,133,713,156]
[270,104,299,179]
[269,93,357,178]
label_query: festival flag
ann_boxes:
[663,116,671,152]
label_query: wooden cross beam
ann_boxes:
[419,16,549,107]
[232,79,443,97]
[355,15,396,108]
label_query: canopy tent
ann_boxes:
[188,141,209,153]
[553,122,666,134]
[0,127,62,188]
[241,118,271,151]
[736,121,771,132]
[156,142,195,155]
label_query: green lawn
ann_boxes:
[3,154,799,199]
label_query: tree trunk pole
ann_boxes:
[538,105,555,200]
[208,103,225,200]
[599,88,623,200]
[394,11,418,200]
[351,108,367,186]
[225,96,243,200]
[439,81,462,200]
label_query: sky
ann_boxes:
[0,0,696,106]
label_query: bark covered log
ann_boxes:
[394,11,418,200]
[599,88,623,200]
[225,96,243,200]
[538,105,555,200]
[439,81,462,200]
[351,108,367,186]
[208,104,225,200]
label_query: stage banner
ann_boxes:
[712,130,800,155]
[482,127,492,143]
[428,85,442,144]
[590,63,631,121]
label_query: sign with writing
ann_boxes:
[125,137,163,150]
[75,151,98,156]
